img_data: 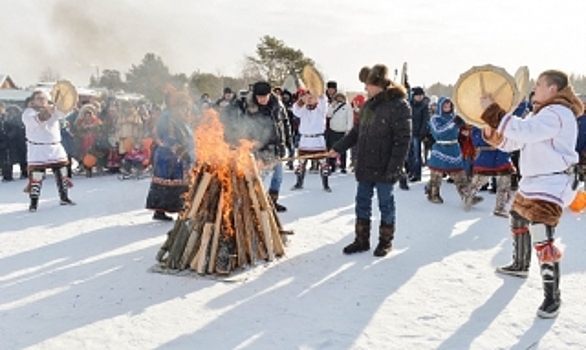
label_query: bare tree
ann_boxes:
[39,67,61,82]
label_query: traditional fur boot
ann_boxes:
[373,222,395,257]
[427,171,443,203]
[343,218,371,254]
[320,161,331,192]
[28,170,44,212]
[55,167,75,205]
[496,212,531,277]
[268,190,287,212]
[291,161,306,190]
[537,261,561,318]
[493,175,511,218]
[531,223,562,318]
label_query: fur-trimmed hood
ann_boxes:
[534,86,584,118]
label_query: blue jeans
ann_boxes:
[355,181,396,225]
[269,162,283,192]
[408,136,422,179]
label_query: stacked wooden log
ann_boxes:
[155,154,287,276]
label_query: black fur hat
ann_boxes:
[252,81,271,96]
[359,64,391,89]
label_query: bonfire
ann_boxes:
[153,110,288,276]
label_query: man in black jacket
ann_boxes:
[408,87,429,182]
[329,64,412,257]
[235,81,292,212]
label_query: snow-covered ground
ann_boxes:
[1,168,586,350]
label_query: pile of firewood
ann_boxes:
[154,154,287,276]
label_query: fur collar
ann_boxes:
[534,86,584,117]
[369,85,407,104]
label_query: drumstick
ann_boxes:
[479,73,487,97]
[279,152,331,162]
[492,81,508,100]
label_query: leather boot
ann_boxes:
[343,219,371,254]
[268,190,287,212]
[374,222,395,257]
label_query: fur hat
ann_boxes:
[411,86,425,96]
[252,81,271,96]
[359,64,391,89]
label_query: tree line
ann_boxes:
[44,35,586,104]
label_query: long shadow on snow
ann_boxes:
[156,182,507,349]
[0,220,202,349]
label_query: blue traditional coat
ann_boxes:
[146,111,194,213]
[471,127,514,175]
[427,97,464,172]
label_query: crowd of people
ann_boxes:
[1,66,586,319]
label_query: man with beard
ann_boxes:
[329,64,411,257]
[481,69,582,318]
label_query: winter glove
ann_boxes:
[480,103,507,129]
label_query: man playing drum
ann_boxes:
[481,69,582,318]
[22,91,75,212]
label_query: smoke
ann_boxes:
[9,0,172,86]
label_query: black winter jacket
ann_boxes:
[223,93,291,163]
[410,97,430,138]
[333,87,412,183]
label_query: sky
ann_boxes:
[1,0,586,93]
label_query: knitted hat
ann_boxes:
[326,81,337,89]
[252,81,271,96]
[359,64,391,89]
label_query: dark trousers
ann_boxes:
[326,130,347,170]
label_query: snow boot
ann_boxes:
[373,222,395,257]
[399,176,409,190]
[343,219,371,254]
[268,190,287,212]
[496,212,531,277]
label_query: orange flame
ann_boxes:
[194,109,256,237]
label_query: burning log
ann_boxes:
[153,110,288,277]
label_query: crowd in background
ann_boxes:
[1,82,585,219]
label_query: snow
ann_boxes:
[1,168,586,350]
